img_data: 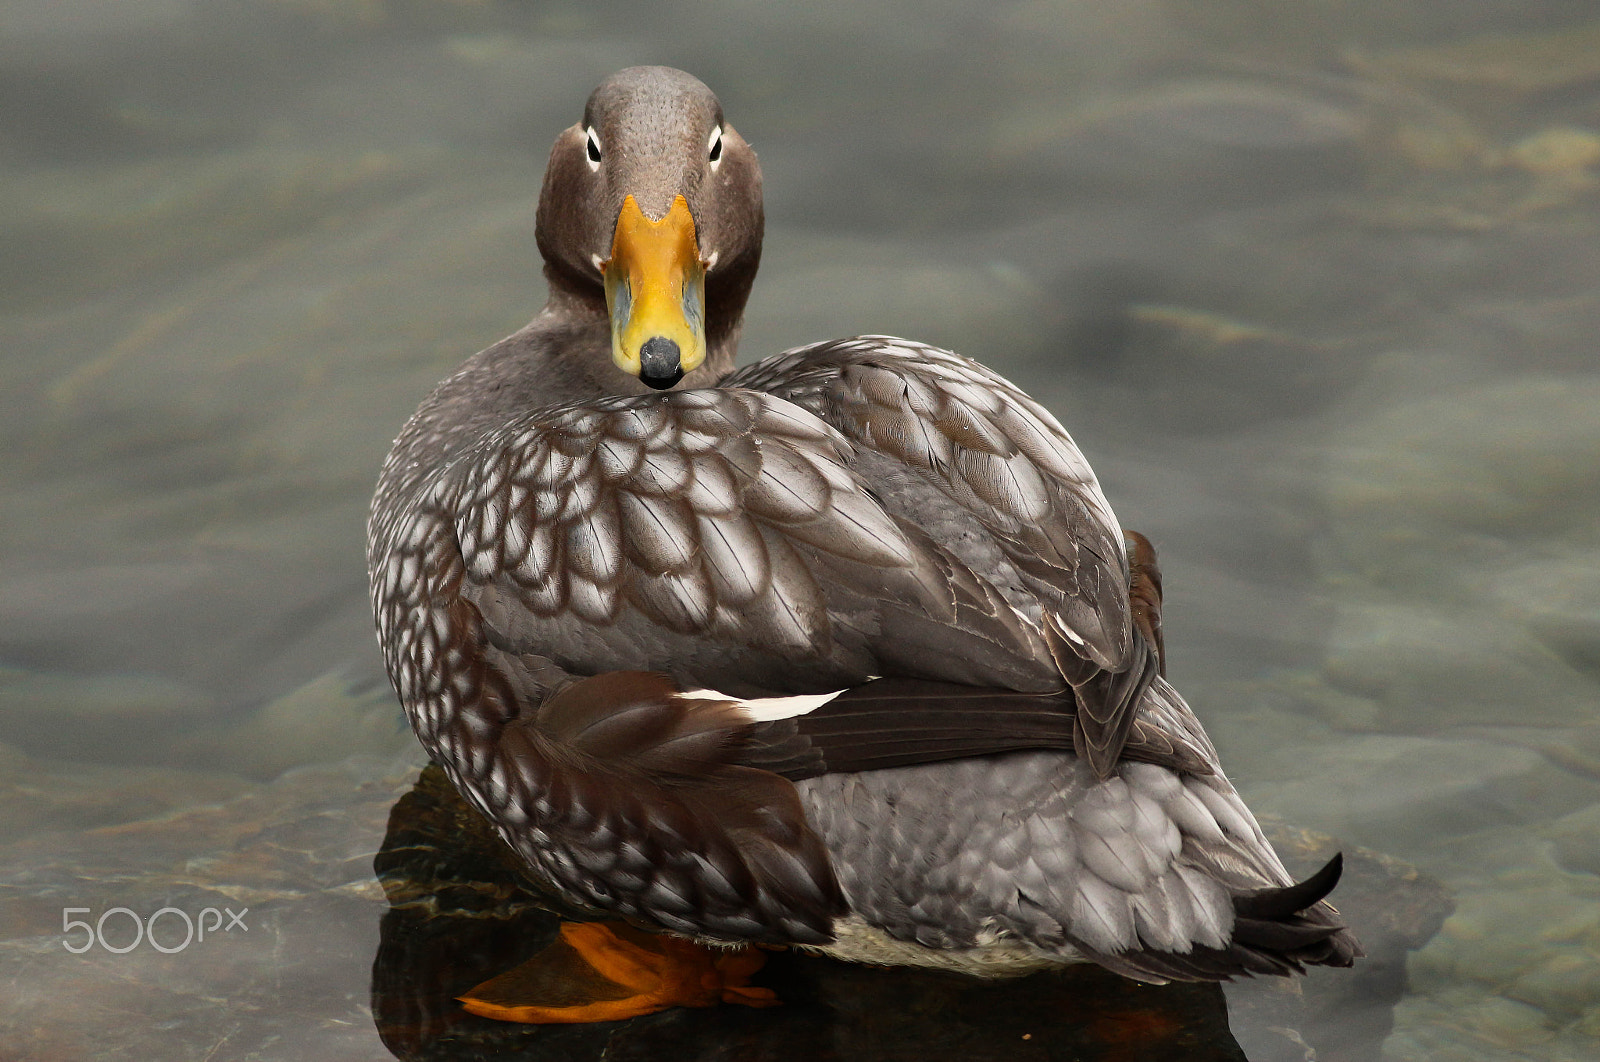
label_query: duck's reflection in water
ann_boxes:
[371,765,1246,1062]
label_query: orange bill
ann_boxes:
[601,194,706,387]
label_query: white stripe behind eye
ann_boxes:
[678,687,847,721]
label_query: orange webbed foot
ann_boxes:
[458,920,777,1024]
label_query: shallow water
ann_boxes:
[2,1,1599,1059]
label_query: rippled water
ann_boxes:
[3,2,1599,1059]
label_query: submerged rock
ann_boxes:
[175,669,415,779]
[1316,377,1600,734]
[0,665,214,763]
[1323,599,1599,730]
[0,740,246,843]
[1324,378,1600,578]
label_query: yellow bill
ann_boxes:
[602,194,706,388]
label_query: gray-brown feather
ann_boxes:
[369,331,1357,971]
[450,385,1058,696]
[796,709,1353,979]
[726,338,1158,774]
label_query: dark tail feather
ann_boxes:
[1236,852,1344,922]
[1085,854,1363,983]
[1230,854,1362,970]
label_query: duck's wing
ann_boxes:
[725,337,1158,776]
[371,385,1085,943]
[741,677,1212,780]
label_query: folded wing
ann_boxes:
[727,337,1160,776]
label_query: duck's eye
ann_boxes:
[585,127,602,170]
[708,126,723,168]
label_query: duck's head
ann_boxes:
[536,66,763,390]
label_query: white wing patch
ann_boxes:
[678,686,848,722]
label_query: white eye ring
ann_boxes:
[708,125,723,170]
[585,127,602,171]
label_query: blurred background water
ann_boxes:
[2,1,1599,1059]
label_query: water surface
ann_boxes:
[3,2,1599,1058]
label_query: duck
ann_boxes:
[367,65,1359,1024]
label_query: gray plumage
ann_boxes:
[795,677,1302,976]
[366,65,1359,983]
